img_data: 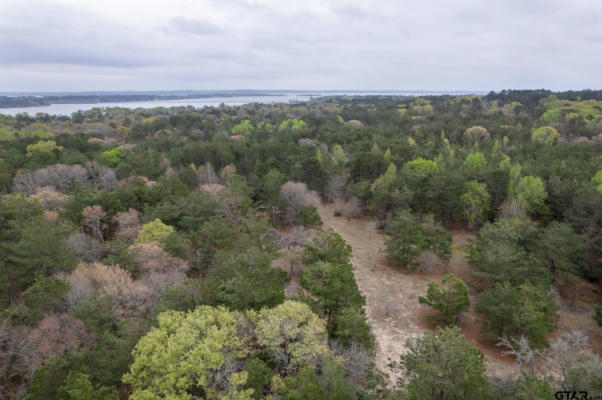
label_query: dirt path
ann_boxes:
[316,202,517,387]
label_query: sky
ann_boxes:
[0,0,601,92]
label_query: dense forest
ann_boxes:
[0,90,600,399]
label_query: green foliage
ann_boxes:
[467,218,550,289]
[245,358,272,399]
[123,301,340,399]
[594,303,602,327]
[123,305,252,399]
[22,276,69,324]
[303,229,352,266]
[1,216,76,302]
[461,180,490,230]
[301,262,364,329]
[384,211,452,268]
[216,247,287,311]
[401,327,490,400]
[232,119,255,135]
[331,144,348,166]
[300,230,371,348]
[531,126,560,144]
[134,218,175,244]
[516,175,547,213]
[73,296,114,333]
[99,146,127,167]
[418,274,469,326]
[497,376,554,400]
[475,281,558,347]
[564,356,602,394]
[157,277,218,313]
[463,152,487,172]
[371,162,397,191]
[592,169,602,195]
[56,372,118,400]
[3,93,602,398]
[26,139,63,157]
[272,358,355,400]
[534,222,584,281]
[278,118,306,132]
[406,157,437,172]
[298,205,322,228]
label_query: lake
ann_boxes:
[0,91,481,116]
[0,94,314,116]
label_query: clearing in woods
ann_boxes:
[316,201,602,386]
[315,201,518,387]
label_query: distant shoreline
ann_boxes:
[0,90,486,109]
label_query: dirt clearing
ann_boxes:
[315,202,517,387]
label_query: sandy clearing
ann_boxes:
[316,202,518,387]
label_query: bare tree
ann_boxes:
[64,232,104,262]
[330,340,370,386]
[63,263,155,320]
[217,191,244,226]
[24,314,96,372]
[0,322,30,399]
[83,161,116,190]
[198,162,220,185]
[272,226,316,249]
[497,336,545,378]
[130,242,189,275]
[30,186,69,210]
[13,163,116,194]
[417,250,440,274]
[325,174,346,204]
[546,331,590,385]
[280,181,320,225]
[499,197,527,219]
[113,208,141,240]
[350,196,363,218]
[82,205,108,242]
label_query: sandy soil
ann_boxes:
[315,202,519,387]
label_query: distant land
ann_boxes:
[0,90,486,109]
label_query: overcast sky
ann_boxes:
[0,0,601,92]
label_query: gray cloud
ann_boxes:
[0,0,600,91]
[167,17,222,36]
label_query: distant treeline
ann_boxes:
[0,92,280,108]
[485,89,602,104]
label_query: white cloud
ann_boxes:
[0,0,600,91]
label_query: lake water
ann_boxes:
[0,91,480,116]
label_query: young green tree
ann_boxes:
[384,211,451,269]
[461,180,490,230]
[467,218,550,290]
[516,176,548,214]
[400,327,490,400]
[301,261,364,327]
[475,282,558,347]
[302,229,352,266]
[418,274,469,325]
[531,126,559,144]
